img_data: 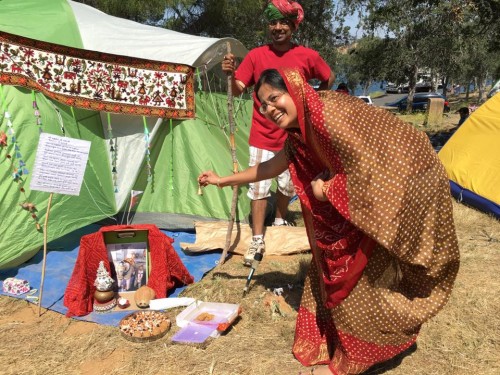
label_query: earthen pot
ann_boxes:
[94,289,115,303]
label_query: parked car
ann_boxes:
[386,92,450,112]
[385,82,409,94]
[357,95,373,105]
[415,81,432,92]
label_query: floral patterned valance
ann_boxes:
[0,31,195,118]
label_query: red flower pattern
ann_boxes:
[0,31,194,118]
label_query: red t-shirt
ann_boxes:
[235,44,331,151]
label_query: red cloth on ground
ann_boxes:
[235,44,331,151]
[63,224,194,317]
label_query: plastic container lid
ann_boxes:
[171,323,215,344]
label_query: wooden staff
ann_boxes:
[218,42,239,266]
[38,192,54,316]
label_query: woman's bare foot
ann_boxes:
[298,365,333,375]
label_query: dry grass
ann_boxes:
[0,105,498,374]
[0,200,498,375]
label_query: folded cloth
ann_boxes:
[149,297,196,310]
[3,277,30,295]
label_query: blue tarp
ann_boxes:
[0,224,222,326]
[450,181,500,219]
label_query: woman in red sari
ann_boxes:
[198,68,459,375]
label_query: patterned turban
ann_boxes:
[264,0,304,28]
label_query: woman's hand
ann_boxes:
[221,53,236,74]
[311,170,331,201]
[198,170,221,188]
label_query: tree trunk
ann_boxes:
[442,76,450,99]
[478,76,485,102]
[363,80,371,95]
[406,65,418,113]
[431,71,439,93]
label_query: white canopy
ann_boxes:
[69,1,248,70]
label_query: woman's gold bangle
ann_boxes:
[217,178,221,188]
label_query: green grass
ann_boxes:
[370,90,386,99]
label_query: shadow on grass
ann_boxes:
[362,343,418,374]
[211,256,310,311]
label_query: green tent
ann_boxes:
[0,0,252,269]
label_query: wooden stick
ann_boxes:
[218,42,239,266]
[38,192,54,316]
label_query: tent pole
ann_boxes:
[218,42,239,266]
[38,192,54,316]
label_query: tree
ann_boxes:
[335,37,388,94]
[75,0,173,24]
[291,0,338,65]
[343,0,500,110]
[162,0,268,48]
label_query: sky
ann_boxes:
[343,14,361,36]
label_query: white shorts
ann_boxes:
[247,146,295,200]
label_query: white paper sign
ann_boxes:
[30,133,91,196]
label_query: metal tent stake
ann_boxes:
[243,251,263,296]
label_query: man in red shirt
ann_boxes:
[222,0,335,266]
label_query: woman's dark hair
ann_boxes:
[255,69,288,100]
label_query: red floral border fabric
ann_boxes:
[0,31,195,118]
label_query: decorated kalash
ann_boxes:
[92,261,117,313]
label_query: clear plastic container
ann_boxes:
[175,301,240,338]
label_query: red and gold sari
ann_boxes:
[280,69,460,374]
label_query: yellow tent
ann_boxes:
[438,93,500,218]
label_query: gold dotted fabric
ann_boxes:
[281,68,460,373]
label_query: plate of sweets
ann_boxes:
[119,311,171,342]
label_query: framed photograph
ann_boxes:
[104,229,149,293]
